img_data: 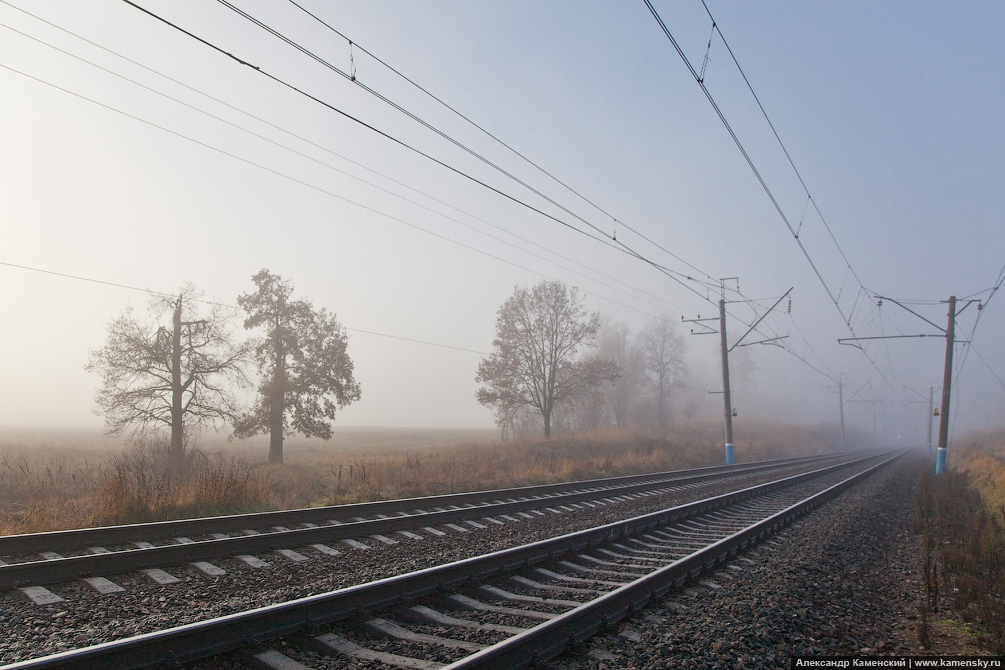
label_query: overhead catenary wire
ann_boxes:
[290,0,1000,435]
[698,0,869,297]
[643,0,901,397]
[221,0,682,282]
[285,0,720,288]
[732,287,839,383]
[121,0,722,307]
[954,262,1005,387]
[118,0,810,356]
[966,344,1005,390]
[0,2,687,317]
[271,0,868,387]
[0,15,676,316]
[17,2,932,405]
[217,0,724,299]
[0,23,709,333]
[3,2,999,438]
[0,53,676,321]
[643,1,849,322]
[0,261,490,355]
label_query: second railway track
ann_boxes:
[0,451,899,669]
[0,453,851,594]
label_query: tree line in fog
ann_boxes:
[86,270,359,469]
[86,275,688,471]
[476,280,687,440]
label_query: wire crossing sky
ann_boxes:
[0,1,1002,444]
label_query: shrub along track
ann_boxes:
[0,452,898,669]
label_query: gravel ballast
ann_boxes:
[544,452,924,669]
[0,456,898,666]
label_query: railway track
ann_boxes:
[1,451,899,670]
[0,453,849,596]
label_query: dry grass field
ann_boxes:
[955,429,1005,514]
[916,429,1005,654]
[1,419,855,535]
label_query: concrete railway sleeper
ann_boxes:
[0,451,900,670]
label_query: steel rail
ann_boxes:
[441,450,903,669]
[0,452,893,670]
[0,452,846,556]
[0,454,851,590]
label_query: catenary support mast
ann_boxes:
[719,297,734,466]
[935,296,955,474]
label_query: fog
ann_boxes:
[1,1,1002,449]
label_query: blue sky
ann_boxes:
[1,1,1002,446]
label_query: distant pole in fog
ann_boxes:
[685,281,791,467]
[838,378,846,452]
[839,294,976,472]
[928,386,934,453]
[719,297,734,466]
[935,296,956,474]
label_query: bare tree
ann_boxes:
[552,384,607,434]
[596,319,645,427]
[236,270,361,465]
[476,280,617,439]
[86,287,249,474]
[639,313,687,429]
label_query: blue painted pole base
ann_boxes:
[725,443,735,466]
[935,447,947,474]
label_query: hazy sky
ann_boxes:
[1,1,1002,447]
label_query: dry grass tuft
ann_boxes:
[87,439,272,526]
[957,429,1005,514]
[0,436,270,533]
[916,431,1005,654]
[0,446,104,534]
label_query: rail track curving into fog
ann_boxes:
[0,451,900,670]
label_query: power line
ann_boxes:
[967,344,1005,390]
[0,260,489,355]
[223,0,723,302]
[121,0,723,307]
[0,2,684,317]
[643,0,900,395]
[0,260,194,302]
[117,1,602,246]
[698,0,869,298]
[285,0,720,287]
[2,53,677,322]
[643,1,848,323]
[952,261,1005,397]
[0,12,668,316]
[12,3,896,397]
[3,26,716,331]
[0,19,697,326]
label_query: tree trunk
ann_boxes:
[543,410,552,439]
[169,297,185,476]
[658,390,666,431]
[657,368,667,431]
[268,310,285,465]
[268,372,285,463]
[268,428,284,465]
